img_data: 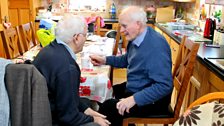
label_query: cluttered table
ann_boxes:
[77,36,114,103]
[13,36,115,103]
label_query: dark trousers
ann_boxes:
[81,122,100,126]
[98,82,171,126]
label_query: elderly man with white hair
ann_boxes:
[90,6,173,126]
[33,14,110,126]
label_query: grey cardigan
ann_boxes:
[5,64,52,126]
[0,58,12,126]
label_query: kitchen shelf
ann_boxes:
[205,0,224,5]
[171,0,195,2]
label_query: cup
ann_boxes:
[81,57,90,69]
[81,52,93,70]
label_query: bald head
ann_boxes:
[119,6,147,25]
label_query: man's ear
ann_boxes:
[136,21,141,26]
[136,21,143,29]
[73,34,79,42]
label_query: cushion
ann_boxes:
[173,102,224,126]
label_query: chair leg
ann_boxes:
[122,119,129,126]
[164,124,168,126]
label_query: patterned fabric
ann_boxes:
[174,102,224,126]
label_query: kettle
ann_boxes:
[204,18,216,40]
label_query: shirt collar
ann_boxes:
[56,37,77,60]
[132,27,147,47]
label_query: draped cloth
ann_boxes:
[0,58,13,126]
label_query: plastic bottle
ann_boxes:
[200,4,206,20]
[110,3,116,19]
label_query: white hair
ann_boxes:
[120,6,147,25]
[55,14,86,44]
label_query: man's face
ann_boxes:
[119,14,140,41]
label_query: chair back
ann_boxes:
[173,92,224,126]
[113,24,121,55]
[19,22,38,51]
[0,24,6,58]
[105,24,121,56]
[171,36,200,120]
[108,24,122,85]
[187,92,224,110]
[5,64,52,126]
[122,36,200,126]
[95,16,101,35]
[0,25,24,59]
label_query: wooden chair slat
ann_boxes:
[0,26,23,59]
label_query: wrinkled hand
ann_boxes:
[84,108,106,118]
[93,116,111,126]
[116,96,136,115]
[85,108,111,126]
[89,55,106,66]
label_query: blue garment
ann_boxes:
[106,26,173,106]
[33,40,93,126]
[56,37,77,60]
[132,27,147,46]
[0,58,12,126]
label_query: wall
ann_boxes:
[42,0,174,18]
[38,0,224,28]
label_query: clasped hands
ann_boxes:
[116,96,136,115]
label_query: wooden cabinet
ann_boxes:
[188,60,224,106]
[0,0,9,23]
[8,0,38,27]
[154,26,163,35]
[162,33,180,70]
[170,39,179,71]
[163,32,171,45]
[154,26,180,70]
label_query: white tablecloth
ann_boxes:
[13,37,115,103]
[77,37,114,103]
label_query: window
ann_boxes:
[68,0,106,12]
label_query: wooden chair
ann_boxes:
[5,64,52,126]
[0,24,6,58]
[109,24,122,85]
[187,92,224,110]
[0,25,24,59]
[94,16,101,36]
[19,22,38,51]
[113,24,121,55]
[122,36,200,126]
[172,92,224,126]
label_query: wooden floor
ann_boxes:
[112,69,171,126]
[112,68,127,85]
